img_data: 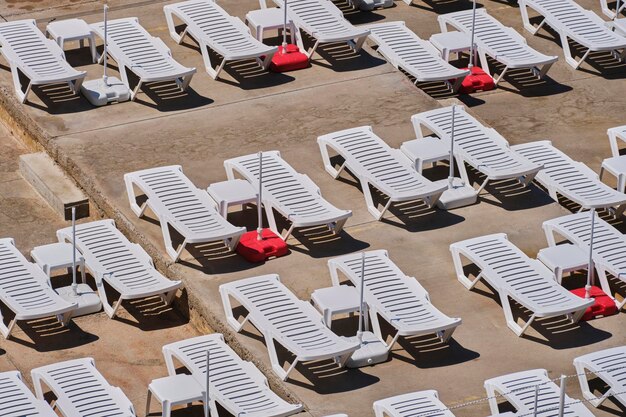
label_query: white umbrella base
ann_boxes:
[56,283,102,317]
[81,77,130,106]
[342,331,389,368]
[434,178,477,210]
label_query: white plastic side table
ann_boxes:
[607,125,626,158]
[31,242,86,282]
[146,374,207,417]
[537,244,588,284]
[600,156,626,193]
[400,136,451,173]
[311,285,367,329]
[429,31,475,62]
[46,18,97,63]
[207,179,258,218]
[245,8,298,44]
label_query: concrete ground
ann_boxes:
[0,0,626,416]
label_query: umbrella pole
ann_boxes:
[103,4,109,85]
[585,209,596,299]
[616,0,622,20]
[205,350,210,417]
[357,252,365,344]
[71,206,77,296]
[448,105,456,189]
[282,0,288,52]
[257,152,264,241]
[468,0,477,69]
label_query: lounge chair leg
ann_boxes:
[145,388,152,417]
[333,218,348,235]
[384,332,401,352]
[451,249,484,290]
[164,10,187,44]
[536,62,553,79]
[0,310,15,339]
[265,333,292,380]
[492,67,507,86]
[130,81,142,101]
[500,292,532,336]
[576,362,612,407]
[261,52,274,70]
[353,35,367,52]
[439,326,457,343]
[124,177,149,217]
[307,40,321,58]
[219,289,250,332]
[520,2,545,36]
[476,178,489,194]
[281,224,295,241]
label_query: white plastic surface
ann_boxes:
[81,77,130,106]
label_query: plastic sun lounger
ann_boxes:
[90,17,196,101]
[219,274,360,381]
[31,358,136,417]
[269,0,370,58]
[0,371,57,417]
[574,345,626,408]
[373,390,456,417]
[163,334,303,417]
[484,369,594,417]
[360,21,469,92]
[518,0,626,69]
[512,140,626,215]
[0,19,86,103]
[450,233,593,336]
[411,106,542,194]
[328,250,461,351]
[543,212,626,309]
[0,238,76,339]
[224,151,352,240]
[601,0,626,18]
[124,165,246,262]
[56,219,182,318]
[318,126,447,220]
[164,0,277,79]
[438,9,558,85]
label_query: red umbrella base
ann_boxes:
[270,44,309,72]
[570,286,618,321]
[236,229,288,262]
[459,66,495,94]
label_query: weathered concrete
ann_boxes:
[0,0,626,416]
[19,152,89,220]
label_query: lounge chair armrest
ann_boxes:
[152,36,172,56]
[298,173,322,195]
[487,128,510,146]
[242,360,269,385]
[506,26,528,44]
[47,39,66,60]
[231,16,253,35]
[575,162,600,179]
[133,243,155,266]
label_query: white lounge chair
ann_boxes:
[164,0,277,79]
[543,212,626,309]
[318,126,447,220]
[0,371,57,417]
[163,334,303,417]
[0,238,76,339]
[31,358,136,417]
[518,0,626,69]
[601,0,626,18]
[124,165,246,262]
[450,233,593,336]
[219,274,360,381]
[574,345,626,408]
[268,0,370,58]
[373,390,456,417]
[361,22,469,92]
[438,9,558,85]
[0,19,86,103]
[485,369,594,416]
[328,250,461,351]
[56,219,182,318]
[90,18,196,101]
[411,106,542,194]
[512,140,626,215]
[224,151,352,240]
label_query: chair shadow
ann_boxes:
[409,0,478,13]
[587,376,626,416]
[393,336,480,368]
[10,318,99,352]
[479,177,556,212]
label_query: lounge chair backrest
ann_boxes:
[0,371,57,417]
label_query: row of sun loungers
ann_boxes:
[8,342,626,416]
[2,0,625,104]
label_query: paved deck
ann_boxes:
[0,0,626,416]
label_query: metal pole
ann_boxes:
[103,4,109,85]
[468,0,477,69]
[257,152,264,241]
[615,0,622,20]
[532,385,539,417]
[585,209,596,299]
[282,0,288,52]
[357,252,365,344]
[448,105,456,189]
[205,350,210,417]
[557,375,566,417]
[71,206,77,296]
